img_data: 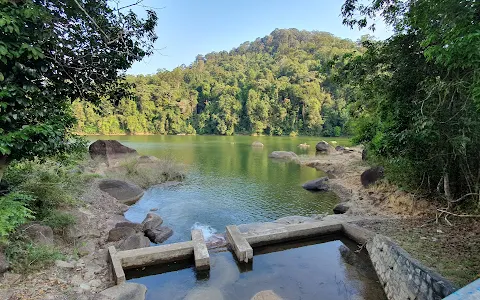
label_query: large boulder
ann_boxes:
[360,166,384,187]
[115,221,143,232]
[89,140,137,163]
[302,177,329,191]
[268,151,298,161]
[99,179,144,205]
[0,251,8,274]
[118,233,150,251]
[99,283,147,300]
[333,203,350,214]
[107,227,136,242]
[315,141,331,153]
[251,141,264,148]
[141,213,163,231]
[144,226,173,244]
[18,223,54,245]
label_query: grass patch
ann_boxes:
[5,239,64,273]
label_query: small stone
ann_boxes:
[149,208,158,211]
[83,270,95,281]
[75,259,86,268]
[89,279,102,288]
[79,283,91,291]
[141,213,163,231]
[55,260,75,269]
[436,229,443,233]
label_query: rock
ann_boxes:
[79,283,91,291]
[98,179,144,205]
[89,140,138,162]
[335,146,345,151]
[268,151,298,160]
[100,283,147,300]
[141,213,163,231]
[144,226,173,244]
[149,208,158,211]
[251,141,264,148]
[55,260,75,269]
[137,155,159,163]
[362,148,368,161]
[360,166,385,187]
[114,221,143,232]
[333,203,349,214]
[18,222,54,245]
[77,240,97,257]
[298,143,310,149]
[315,141,331,153]
[302,177,329,191]
[118,233,150,251]
[185,286,224,300]
[107,227,136,242]
[0,251,9,273]
[252,290,282,300]
[89,279,102,289]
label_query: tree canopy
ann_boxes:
[0,0,158,179]
[338,0,480,207]
[73,29,361,137]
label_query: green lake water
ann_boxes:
[88,135,351,242]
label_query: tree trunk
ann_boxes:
[444,172,452,203]
[0,154,7,183]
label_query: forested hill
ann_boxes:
[73,29,361,136]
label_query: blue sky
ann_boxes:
[127,0,390,74]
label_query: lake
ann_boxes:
[88,135,351,243]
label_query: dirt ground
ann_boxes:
[300,146,480,287]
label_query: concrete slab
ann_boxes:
[341,222,375,244]
[191,229,210,270]
[226,225,253,263]
[243,221,343,247]
[108,246,126,284]
[117,241,194,269]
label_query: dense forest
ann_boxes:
[73,29,361,136]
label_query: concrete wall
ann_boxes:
[366,234,456,300]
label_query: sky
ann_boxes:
[127,0,391,75]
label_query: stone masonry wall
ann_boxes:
[367,234,457,300]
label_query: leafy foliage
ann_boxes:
[339,0,480,206]
[0,192,34,242]
[0,0,157,170]
[73,29,360,136]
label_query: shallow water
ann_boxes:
[126,236,387,300]
[88,135,351,243]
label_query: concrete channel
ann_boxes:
[108,219,458,300]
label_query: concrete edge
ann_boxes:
[226,225,253,263]
[108,246,125,284]
[191,229,210,271]
[117,241,194,269]
[341,222,375,244]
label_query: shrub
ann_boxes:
[5,239,63,273]
[42,211,76,231]
[0,192,34,243]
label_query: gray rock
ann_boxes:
[137,155,159,163]
[360,166,385,187]
[18,222,54,245]
[251,141,264,147]
[141,213,163,231]
[144,226,173,244]
[107,227,136,242]
[335,146,345,151]
[118,233,150,251]
[302,177,329,191]
[315,141,331,153]
[89,140,138,162]
[55,260,75,269]
[333,203,349,214]
[252,290,282,300]
[98,179,144,205]
[114,221,143,232]
[268,151,298,160]
[77,239,97,257]
[185,286,223,300]
[99,283,147,300]
[0,251,9,273]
